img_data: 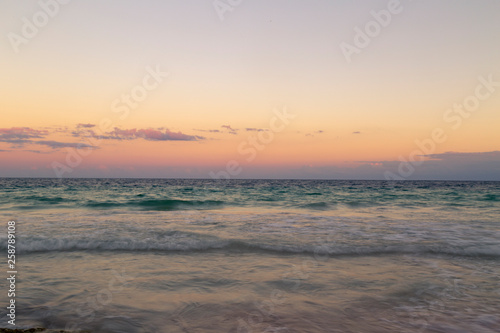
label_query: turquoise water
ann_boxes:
[0,179,499,332]
[1,178,499,212]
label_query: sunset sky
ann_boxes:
[1,0,499,179]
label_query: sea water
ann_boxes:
[0,178,499,332]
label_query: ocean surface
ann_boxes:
[0,178,499,332]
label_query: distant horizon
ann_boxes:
[2,176,499,182]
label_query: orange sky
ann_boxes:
[1,1,500,179]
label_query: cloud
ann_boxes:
[41,126,69,133]
[72,125,206,142]
[0,127,48,140]
[138,128,200,141]
[107,128,137,139]
[0,139,33,148]
[54,126,69,133]
[23,150,53,154]
[35,140,98,149]
[221,125,238,135]
[71,128,120,141]
[304,130,324,137]
[0,139,32,145]
[77,123,96,128]
[194,129,221,133]
[0,127,51,148]
[245,128,268,132]
[353,131,361,134]
[106,128,203,141]
[424,151,500,161]
[0,127,99,150]
[360,150,500,180]
[72,128,95,137]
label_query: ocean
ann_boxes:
[0,178,499,332]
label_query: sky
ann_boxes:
[1,0,499,180]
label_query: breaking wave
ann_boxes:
[4,236,500,258]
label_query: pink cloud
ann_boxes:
[106,127,202,141]
[0,127,48,140]
[221,125,238,135]
[76,123,96,129]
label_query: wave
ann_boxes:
[483,194,499,201]
[344,201,372,208]
[16,195,69,204]
[85,199,225,211]
[300,202,331,210]
[28,196,66,203]
[4,236,500,258]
